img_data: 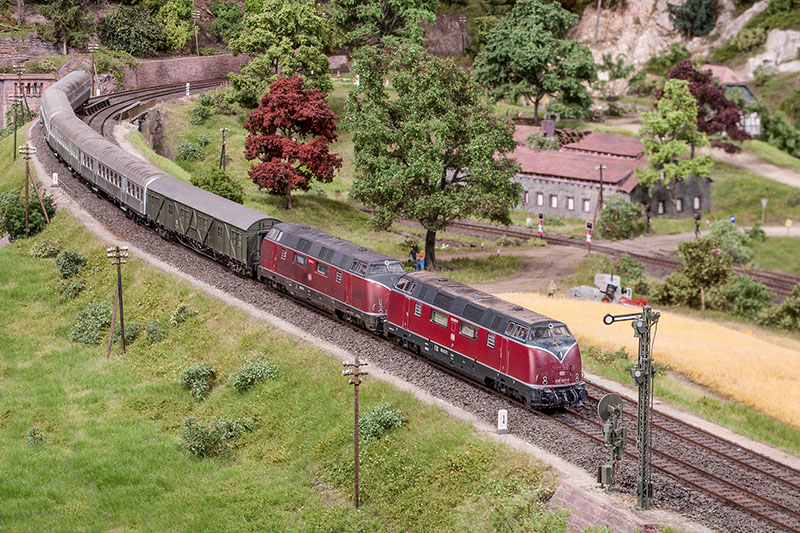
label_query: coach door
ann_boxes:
[402,297,412,329]
[499,337,509,373]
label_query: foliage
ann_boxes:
[169,303,198,326]
[711,42,738,64]
[94,49,139,88]
[706,275,771,318]
[761,109,800,157]
[525,132,560,152]
[330,0,437,48]
[677,237,733,310]
[177,141,205,161]
[0,101,37,140]
[594,53,645,100]
[596,195,645,240]
[181,416,252,457]
[347,46,522,269]
[758,283,800,331]
[196,133,212,147]
[228,0,333,107]
[644,43,690,76]
[668,0,717,38]
[616,253,644,281]
[157,0,192,51]
[652,271,700,307]
[708,220,753,264]
[113,321,141,344]
[100,6,163,56]
[189,104,211,125]
[732,27,766,52]
[190,167,245,204]
[145,320,166,343]
[26,427,45,447]
[231,357,278,392]
[0,189,55,241]
[55,248,86,279]
[179,363,216,400]
[472,0,597,125]
[747,222,766,242]
[69,301,112,345]
[742,0,800,33]
[210,1,243,41]
[776,89,800,124]
[29,238,60,258]
[358,402,407,443]
[35,0,95,55]
[57,279,85,300]
[244,75,341,209]
[636,79,713,197]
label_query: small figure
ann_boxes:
[409,244,419,270]
[645,202,652,234]
[418,252,425,271]
[480,242,485,253]
[548,280,557,298]
[693,212,701,239]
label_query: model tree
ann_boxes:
[677,238,732,310]
[664,60,750,153]
[243,76,341,209]
[636,79,713,209]
[347,46,522,270]
[36,0,95,55]
[668,0,718,38]
[229,0,332,107]
[330,0,437,49]
[473,0,596,125]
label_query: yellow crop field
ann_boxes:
[497,293,800,428]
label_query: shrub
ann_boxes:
[26,427,45,447]
[707,275,771,318]
[668,0,718,38]
[763,110,800,157]
[29,238,60,258]
[525,132,560,152]
[746,222,766,242]
[69,301,112,345]
[358,402,407,444]
[708,220,752,264]
[145,320,167,343]
[231,357,278,392]
[55,249,87,279]
[732,27,766,52]
[597,195,645,241]
[197,93,214,107]
[177,141,205,161]
[157,0,192,51]
[190,167,245,204]
[196,133,212,147]
[179,363,216,400]
[181,416,252,457]
[210,90,235,115]
[0,189,56,241]
[711,42,738,64]
[615,253,644,281]
[757,283,800,331]
[777,89,800,124]
[631,276,654,297]
[199,47,219,56]
[57,279,85,300]
[189,104,211,125]
[496,236,522,247]
[752,65,777,88]
[210,0,243,41]
[652,272,699,307]
[113,321,141,344]
[100,6,163,56]
[169,303,198,326]
[786,190,800,208]
[645,43,690,76]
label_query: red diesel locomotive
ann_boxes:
[258,222,586,409]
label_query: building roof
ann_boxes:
[700,64,746,85]
[513,125,542,144]
[561,131,643,158]
[512,147,645,186]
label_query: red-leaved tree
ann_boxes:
[244,76,342,209]
[661,60,750,154]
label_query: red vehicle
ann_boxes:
[385,271,586,408]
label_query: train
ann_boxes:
[41,71,587,409]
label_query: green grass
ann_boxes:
[742,139,800,174]
[748,237,800,275]
[752,70,800,114]
[0,127,29,194]
[128,131,191,181]
[0,211,566,531]
[711,160,800,225]
[438,254,525,285]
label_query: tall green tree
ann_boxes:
[668,0,718,38]
[228,0,332,107]
[330,0,438,49]
[472,0,596,125]
[347,46,522,269]
[677,238,732,310]
[36,0,95,55]
[636,79,713,209]
[157,0,192,51]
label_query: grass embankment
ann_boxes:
[0,212,565,531]
[742,139,800,174]
[712,159,800,225]
[0,128,29,194]
[497,293,800,455]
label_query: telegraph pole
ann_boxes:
[342,356,368,508]
[602,306,660,509]
[12,63,29,114]
[219,127,230,171]
[11,94,23,161]
[106,246,129,357]
[592,164,607,229]
[192,9,201,57]
[88,43,100,97]
[19,143,48,238]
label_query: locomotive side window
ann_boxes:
[349,260,367,276]
[316,263,329,276]
[395,279,417,295]
[294,253,307,266]
[335,270,342,283]
[487,333,496,349]
[414,302,422,317]
[267,227,283,241]
[459,322,478,341]
[430,309,448,328]
[505,322,529,340]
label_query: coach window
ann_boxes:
[294,253,307,267]
[316,263,329,276]
[217,225,223,241]
[487,333,496,349]
[430,309,448,328]
[414,302,422,317]
[459,322,478,341]
[168,204,173,216]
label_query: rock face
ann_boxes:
[747,30,800,75]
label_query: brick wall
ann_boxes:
[423,14,468,56]
[0,35,61,67]
[121,54,249,90]
[548,481,660,533]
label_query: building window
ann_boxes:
[459,322,478,341]
[430,309,448,328]
[658,201,665,215]
[487,333,496,349]
[583,198,591,213]
[524,190,529,205]
[550,195,558,209]
[693,196,701,210]
[536,192,544,206]
[294,253,307,266]
[567,197,574,211]
[676,198,683,212]
[414,302,422,317]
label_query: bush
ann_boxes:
[29,238,60,258]
[231,357,278,392]
[708,220,752,264]
[525,132,560,152]
[157,0,192,51]
[179,363,216,400]
[777,89,800,124]
[57,279,85,300]
[496,236,522,247]
[100,6,163,56]
[753,65,777,87]
[746,222,766,242]
[210,0,243,41]
[732,28,766,53]
[181,416,252,457]
[113,321,141,344]
[177,141,205,161]
[758,283,800,330]
[196,133,212,147]
[358,402,407,444]
[763,110,800,157]
[189,104,211,125]
[707,275,771,318]
[169,303,198,326]
[210,90,235,115]
[668,0,718,38]
[0,189,56,241]
[645,43,690,76]
[652,272,699,307]
[615,253,644,280]
[711,42,738,64]
[597,195,645,240]
[69,301,112,345]
[199,47,219,56]
[631,276,654,297]
[55,249,87,279]
[189,167,246,205]
[145,320,167,343]
[26,427,45,447]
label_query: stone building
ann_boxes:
[1,73,56,128]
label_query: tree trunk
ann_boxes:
[593,0,602,46]
[690,143,695,159]
[285,189,293,209]
[16,0,23,25]
[700,285,705,311]
[424,229,436,271]
[533,98,540,126]
[62,40,67,56]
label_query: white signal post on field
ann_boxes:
[88,43,100,97]
[192,9,201,57]
[342,356,368,508]
[186,82,191,97]
[497,409,508,434]
[106,246,129,357]
[219,127,230,171]
[18,144,48,239]
[761,198,768,225]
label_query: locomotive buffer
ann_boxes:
[603,306,660,510]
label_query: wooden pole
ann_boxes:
[107,284,118,358]
[354,352,360,509]
[27,157,49,224]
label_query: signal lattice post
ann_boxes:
[106,246,129,357]
[602,306,660,509]
[342,356,368,508]
[18,144,49,238]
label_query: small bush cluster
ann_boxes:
[708,220,753,264]
[146,320,167,343]
[616,253,644,281]
[189,104,211,125]
[231,357,278,392]
[177,141,205,161]
[732,27,766,52]
[786,191,800,208]
[196,133,212,147]
[57,279,86,300]
[758,283,800,331]
[597,195,645,241]
[55,249,87,279]
[496,236,523,247]
[69,301,112,345]
[113,321,141,344]
[100,6,163,57]
[26,427,45,447]
[0,189,56,240]
[190,168,245,204]
[707,275,772,318]
[645,43,690,76]
[169,303,198,326]
[180,363,216,400]
[653,271,700,308]
[210,0,243,41]
[358,402,407,444]
[525,132,560,152]
[29,238,60,258]
[181,416,252,458]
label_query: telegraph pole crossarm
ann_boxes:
[342,356,368,508]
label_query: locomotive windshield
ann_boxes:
[529,324,572,341]
[369,261,406,275]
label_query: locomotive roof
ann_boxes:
[403,270,556,332]
[148,177,280,231]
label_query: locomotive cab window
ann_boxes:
[267,227,283,241]
[459,322,478,341]
[394,278,416,295]
[430,309,448,328]
[505,322,529,340]
[294,253,307,267]
[349,260,367,276]
[316,263,329,276]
